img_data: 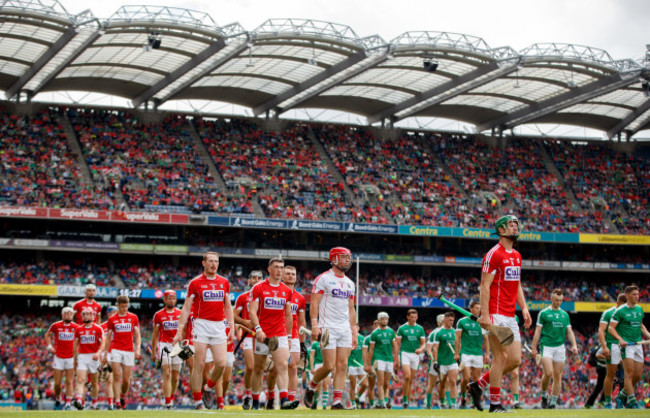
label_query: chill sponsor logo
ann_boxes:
[263,296,286,310]
[202,289,225,302]
[114,323,132,332]
[163,320,178,330]
[80,334,96,344]
[332,288,353,299]
[504,266,520,281]
[58,331,75,341]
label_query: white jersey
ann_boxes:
[312,269,355,328]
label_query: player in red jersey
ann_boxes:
[73,284,102,325]
[173,252,234,410]
[283,265,306,408]
[100,295,141,409]
[234,270,263,409]
[468,215,532,413]
[99,306,117,409]
[45,307,79,410]
[72,308,104,410]
[249,257,293,410]
[151,290,182,409]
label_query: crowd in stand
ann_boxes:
[1,107,648,234]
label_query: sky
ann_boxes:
[58,0,649,62]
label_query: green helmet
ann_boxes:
[494,215,520,238]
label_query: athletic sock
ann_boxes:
[370,398,375,407]
[192,392,202,403]
[165,397,171,405]
[451,398,456,408]
[604,395,611,404]
[617,389,627,400]
[216,396,224,409]
[541,392,548,400]
[308,380,318,391]
[205,379,216,390]
[477,371,490,389]
[489,387,501,405]
[627,394,637,405]
[550,396,558,406]
[288,390,295,401]
[402,395,408,404]
[426,393,432,408]
[245,389,252,397]
[333,390,343,405]
[322,391,329,408]
[514,393,519,403]
[279,390,287,401]
[445,391,451,406]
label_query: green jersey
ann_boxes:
[370,327,396,362]
[537,307,571,348]
[427,327,441,345]
[310,341,323,366]
[433,327,456,366]
[396,322,426,353]
[611,304,645,343]
[348,334,364,367]
[363,334,372,349]
[599,306,618,344]
[456,317,484,356]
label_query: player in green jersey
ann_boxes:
[425,314,446,409]
[432,312,459,409]
[455,301,489,409]
[362,320,379,408]
[347,325,365,409]
[608,285,650,409]
[369,312,398,409]
[531,289,578,409]
[396,308,426,409]
[598,293,626,408]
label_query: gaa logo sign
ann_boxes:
[504,266,521,281]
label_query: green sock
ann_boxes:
[460,391,466,400]
[451,398,456,408]
[604,396,611,404]
[323,392,329,409]
[350,400,356,407]
[445,391,451,406]
[370,398,375,407]
[384,397,389,405]
[627,394,637,405]
[550,396,557,406]
[402,396,407,404]
[514,394,519,403]
[541,392,548,400]
[618,389,627,400]
[426,393,432,408]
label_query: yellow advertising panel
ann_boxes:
[579,234,650,245]
[575,302,650,312]
[0,284,58,296]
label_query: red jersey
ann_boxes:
[100,321,109,334]
[73,299,102,324]
[482,243,522,317]
[234,291,251,321]
[75,323,104,354]
[187,273,230,322]
[47,321,79,358]
[289,289,306,339]
[250,279,291,337]
[153,308,181,344]
[107,312,139,352]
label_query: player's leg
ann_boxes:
[88,372,99,409]
[288,347,300,404]
[120,364,133,402]
[459,359,471,407]
[52,367,64,408]
[446,368,459,408]
[540,353,553,406]
[375,368,386,407]
[401,352,412,408]
[629,358,644,407]
[64,366,74,407]
[331,346,351,408]
[313,347,335,383]
[266,363,278,409]
[105,369,114,409]
[510,367,520,408]
[161,362,172,405]
[111,361,122,406]
[322,373,331,409]
[425,369,437,409]
[349,374,357,407]
[366,372,376,408]
[270,345,291,408]
[242,340,254,408]
[251,352,268,409]
[190,341,207,408]
[170,361,181,407]
[74,368,88,409]
[549,360,564,408]
[207,343,227,386]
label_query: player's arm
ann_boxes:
[478,271,495,329]
[173,294,193,344]
[284,300,293,339]
[44,327,55,354]
[368,341,376,367]
[134,324,141,359]
[531,324,542,357]
[310,292,323,338]
[454,328,462,361]
[608,320,625,347]
[151,323,160,359]
[392,334,399,372]
[225,293,235,342]
[348,297,358,349]
[431,341,439,364]
[426,335,434,359]
[100,329,113,356]
[641,323,650,340]
[73,336,79,363]
[362,343,370,371]
[416,330,426,355]
[598,320,610,357]
[298,309,306,343]
[233,301,251,329]
[566,325,578,354]
[516,282,531,329]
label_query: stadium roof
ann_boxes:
[1,0,649,139]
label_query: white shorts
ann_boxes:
[400,351,420,370]
[243,336,254,351]
[542,345,566,363]
[77,353,100,372]
[111,349,135,366]
[461,353,483,369]
[608,343,622,365]
[53,356,74,371]
[439,363,458,376]
[227,351,235,367]
[490,314,521,343]
[158,342,182,369]
[622,344,644,363]
[375,359,393,372]
[193,318,227,345]
[322,327,352,350]
[348,366,365,376]
[254,336,289,356]
[290,338,301,353]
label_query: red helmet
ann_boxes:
[329,247,352,263]
[163,290,176,297]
